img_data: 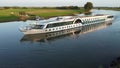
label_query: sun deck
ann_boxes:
[35,16,75,25]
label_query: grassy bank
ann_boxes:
[0,8,84,22]
[0,15,19,22]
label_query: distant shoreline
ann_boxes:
[0,7,84,23]
[94,7,120,11]
[0,7,119,23]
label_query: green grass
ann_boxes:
[0,8,84,22]
[0,15,19,22]
[36,9,83,18]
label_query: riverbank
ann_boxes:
[94,7,120,11]
[0,8,84,23]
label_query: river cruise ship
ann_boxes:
[21,21,111,42]
[19,14,113,34]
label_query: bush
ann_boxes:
[19,11,26,15]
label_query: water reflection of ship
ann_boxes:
[20,21,112,43]
[80,21,112,35]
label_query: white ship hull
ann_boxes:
[22,23,82,34]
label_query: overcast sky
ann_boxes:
[0,0,119,7]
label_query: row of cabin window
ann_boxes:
[46,21,73,28]
[46,25,77,31]
[82,19,105,23]
[82,18,105,22]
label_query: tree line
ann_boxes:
[0,6,80,10]
[56,6,80,9]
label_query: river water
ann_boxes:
[0,10,120,68]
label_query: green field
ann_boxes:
[0,8,84,22]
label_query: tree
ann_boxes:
[3,6,11,9]
[84,2,93,12]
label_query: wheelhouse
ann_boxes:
[32,25,45,29]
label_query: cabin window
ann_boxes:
[56,28,58,30]
[59,27,61,29]
[49,29,51,31]
[33,25,44,29]
[65,26,66,28]
[53,28,55,30]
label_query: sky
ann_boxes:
[0,0,119,7]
